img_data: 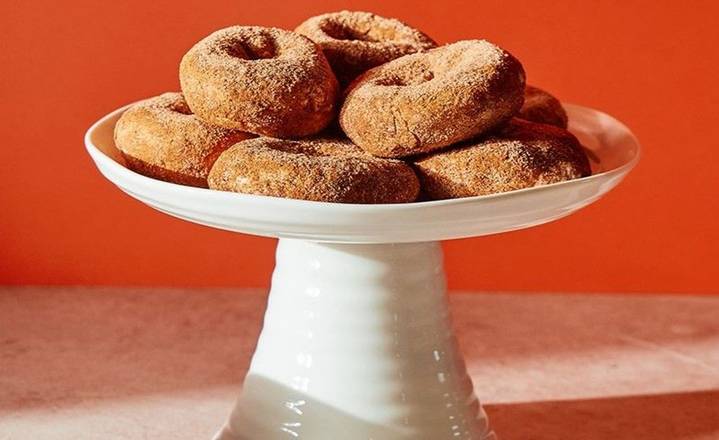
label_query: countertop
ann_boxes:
[1,287,718,439]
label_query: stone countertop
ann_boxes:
[1,287,718,439]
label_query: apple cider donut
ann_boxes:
[518,85,568,128]
[114,92,253,187]
[295,11,436,86]
[414,119,591,199]
[180,26,339,138]
[207,137,420,204]
[339,40,526,158]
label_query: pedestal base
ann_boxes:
[216,239,494,440]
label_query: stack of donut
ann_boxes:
[114,11,590,204]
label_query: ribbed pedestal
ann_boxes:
[216,239,494,440]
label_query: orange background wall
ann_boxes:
[2,1,718,293]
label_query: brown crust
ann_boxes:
[413,119,591,199]
[295,10,436,86]
[339,40,526,158]
[113,92,253,187]
[207,137,420,203]
[518,85,568,128]
[179,26,339,138]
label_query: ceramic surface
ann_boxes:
[216,240,494,440]
[85,104,638,439]
[85,104,640,244]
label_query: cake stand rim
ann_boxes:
[85,102,640,242]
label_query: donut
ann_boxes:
[295,11,436,86]
[517,85,568,128]
[114,92,253,187]
[207,137,420,203]
[413,118,591,199]
[339,40,526,158]
[179,26,339,138]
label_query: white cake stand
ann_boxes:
[85,104,639,440]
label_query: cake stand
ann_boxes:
[85,104,639,440]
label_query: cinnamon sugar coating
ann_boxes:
[114,93,253,187]
[339,40,526,158]
[518,85,568,128]
[180,26,339,138]
[207,137,420,203]
[295,10,436,86]
[414,119,591,199]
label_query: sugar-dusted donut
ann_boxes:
[180,26,339,138]
[518,85,568,128]
[339,40,526,158]
[413,118,591,199]
[295,10,436,86]
[207,137,420,203]
[114,92,253,187]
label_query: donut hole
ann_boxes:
[224,36,278,60]
[169,101,193,115]
[321,22,380,42]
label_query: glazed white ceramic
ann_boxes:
[85,104,639,244]
[217,240,493,440]
[85,104,639,440]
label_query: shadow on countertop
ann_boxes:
[487,389,719,440]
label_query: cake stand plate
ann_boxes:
[85,104,639,440]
